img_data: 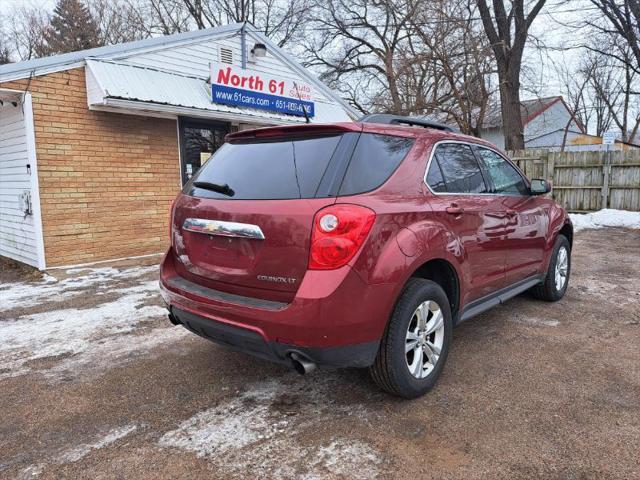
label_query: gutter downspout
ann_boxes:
[240,22,247,70]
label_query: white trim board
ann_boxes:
[23,92,47,270]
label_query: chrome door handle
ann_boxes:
[183,218,265,240]
[446,205,464,215]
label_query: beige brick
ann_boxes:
[0,68,181,266]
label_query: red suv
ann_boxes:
[160,115,572,398]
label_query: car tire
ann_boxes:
[531,234,571,302]
[369,278,453,399]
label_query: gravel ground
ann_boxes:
[1,228,639,479]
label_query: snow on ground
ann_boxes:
[19,424,138,478]
[0,265,159,312]
[159,375,382,479]
[569,209,640,232]
[59,424,138,463]
[0,265,187,380]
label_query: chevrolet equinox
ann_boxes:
[160,114,572,398]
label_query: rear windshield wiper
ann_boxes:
[193,181,235,197]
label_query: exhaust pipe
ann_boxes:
[290,352,316,375]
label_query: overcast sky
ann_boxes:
[0,0,593,102]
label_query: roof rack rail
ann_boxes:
[358,114,456,132]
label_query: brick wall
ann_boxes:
[0,68,181,267]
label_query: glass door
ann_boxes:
[179,118,230,185]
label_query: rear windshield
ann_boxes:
[187,132,414,200]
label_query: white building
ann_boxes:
[480,96,586,150]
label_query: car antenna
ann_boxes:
[293,82,311,124]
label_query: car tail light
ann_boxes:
[309,204,376,270]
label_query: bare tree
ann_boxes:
[588,0,640,74]
[556,61,591,151]
[88,0,155,43]
[412,0,495,135]
[588,49,640,142]
[7,7,51,60]
[586,57,617,137]
[305,0,495,134]
[304,0,418,115]
[476,0,546,150]
[171,0,312,46]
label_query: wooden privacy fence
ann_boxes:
[507,149,640,212]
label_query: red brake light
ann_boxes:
[309,204,376,270]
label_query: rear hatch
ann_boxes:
[171,125,416,302]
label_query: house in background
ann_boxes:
[480,96,586,150]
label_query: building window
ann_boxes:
[178,118,230,186]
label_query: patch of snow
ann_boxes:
[306,439,382,480]
[0,264,159,312]
[573,277,639,307]
[158,383,280,456]
[514,317,560,327]
[59,424,138,463]
[18,424,138,478]
[0,279,187,379]
[570,209,640,232]
[159,375,381,478]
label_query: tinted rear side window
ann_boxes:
[434,143,487,193]
[425,158,447,193]
[188,135,342,199]
[338,134,414,196]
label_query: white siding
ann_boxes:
[112,32,348,114]
[0,93,45,268]
[479,101,583,150]
[524,101,581,141]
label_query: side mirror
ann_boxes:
[530,178,552,195]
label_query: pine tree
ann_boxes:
[44,0,102,54]
[0,42,10,65]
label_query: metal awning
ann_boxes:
[85,59,344,125]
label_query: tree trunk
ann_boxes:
[498,67,525,150]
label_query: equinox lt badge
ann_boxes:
[257,275,297,284]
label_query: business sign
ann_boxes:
[602,131,617,145]
[210,62,315,118]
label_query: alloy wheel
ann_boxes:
[555,246,569,291]
[405,300,445,379]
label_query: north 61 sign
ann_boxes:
[210,62,315,118]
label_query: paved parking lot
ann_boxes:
[1,227,639,479]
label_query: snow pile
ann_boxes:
[0,264,158,312]
[0,271,187,380]
[569,209,640,232]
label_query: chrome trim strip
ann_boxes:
[422,140,530,197]
[183,218,265,240]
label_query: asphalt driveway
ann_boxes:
[1,227,639,479]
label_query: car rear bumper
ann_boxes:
[170,306,379,368]
[160,249,395,368]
